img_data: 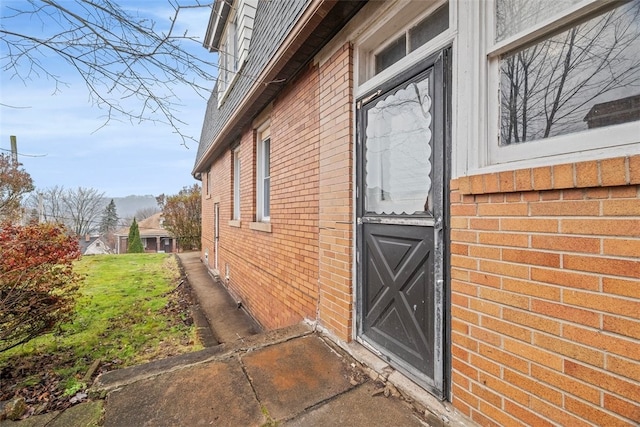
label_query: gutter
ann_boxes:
[203,0,230,51]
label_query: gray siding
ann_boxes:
[195,0,309,170]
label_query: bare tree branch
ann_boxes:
[500,1,640,144]
[1,0,216,145]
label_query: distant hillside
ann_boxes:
[108,195,159,220]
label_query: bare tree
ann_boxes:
[26,186,105,235]
[0,1,215,143]
[26,186,66,224]
[118,206,160,228]
[499,1,640,144]
[61,187,106,235]
[134,206,161,221]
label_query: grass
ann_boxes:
[0,253,202,395]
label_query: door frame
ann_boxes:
[355,47,452,399]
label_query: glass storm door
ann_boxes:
[356,48,449,398]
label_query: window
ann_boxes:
[365,2,449,77]
[364,71,434,215]
[495,0,583,42]
[229,15,238,73]
[209,0,258,105]
[232,147,241,220]
[487,0,640,165]
[219,16,237,94]
[374,3,449,75]
[206,169,211,196]
[256,126,270,221]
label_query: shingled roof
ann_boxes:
[115,212,169,238]
[193,0,367,175]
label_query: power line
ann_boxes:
[0,147,47,158]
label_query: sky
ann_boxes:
[0,1,215,198]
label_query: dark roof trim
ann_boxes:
[203,0,231,51]
[193,0,367,174]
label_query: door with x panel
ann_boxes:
[357,48,449,398]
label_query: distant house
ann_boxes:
[114,213,177,254]
[79,235,112,255]
[583,93,640,129]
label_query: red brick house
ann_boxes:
[193,1,640,425]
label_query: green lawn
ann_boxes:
[0,253,202,395]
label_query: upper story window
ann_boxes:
[204,0,258,105]
[218,15,237,94]
[206,169,212,196]
[487,0,640,165]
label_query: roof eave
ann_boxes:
[193,0,367,174]
[203,0,232,51]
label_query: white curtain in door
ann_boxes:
[365,77,433,215]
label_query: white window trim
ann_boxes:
[352,0,459,180]
[232,146,241,220]
[206,169,212,197]
[256,122,270,222]
[216,0,257,107]
[218,15,238,106]
[481,0,640,171]
[355,0,451,93]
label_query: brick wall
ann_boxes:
[200,150,227,269]
[317,42,354,341]
[201,63,321,330]
[450,155,640,426]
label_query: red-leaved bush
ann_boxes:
[0,222,82,352]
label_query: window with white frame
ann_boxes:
[218,16,236,95]
[375,2,449,75]
[216,0,257,105]
[256,126,270,221]
[487,0,640,165]
[232,146,241,220]
[357,1,450,85]
[206,169,211,196]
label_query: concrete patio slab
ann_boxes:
[241,334,355,421]
[283,381,427,426]
[103,358,264,427]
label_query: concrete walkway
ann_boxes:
[96,325,428,426]
[1,252,439,426]
[177,251,260,346]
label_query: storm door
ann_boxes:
[356,49,449,398]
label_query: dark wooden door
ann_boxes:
[357,48,449,398]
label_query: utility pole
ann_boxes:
[10,135,18,164]
[38,193,44,223]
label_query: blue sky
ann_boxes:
[0,1,215,197]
